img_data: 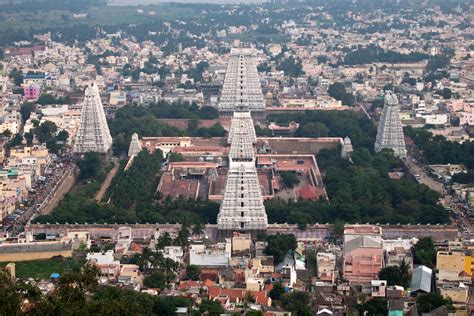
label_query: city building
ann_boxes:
[343,225,383,284]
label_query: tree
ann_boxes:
[280,171,300,188]
[33,121,58,143]
[378,261,411,289]
[143,271,167,289]
[168,152,184,162]
[173,224,190,249]
[156,232,173,250]
[32,264,99,315]
[76,152,101,180]
[328,82,354,106]
[269,282,285,301]
[191,222,204,237]
[264,234,297,264]
[426,55,451,73]
[0,129,11,138]
[244,292,256,306]
[8,68,23,86]
[37,93,58,105]
[439,88,452,99]
[208,123,226,137]
[194,299,224,316]
[357,298,388,316]
[281,291,311,316]
[56,130,69,142]
[7,133,23,148]
[416,293,453,314]
[0,269,21,315]
[20,102,35,122]
[413,237,437,267]
[297,122,329,137]
[186,265,201,281]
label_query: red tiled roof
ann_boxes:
[251,291,271,305]
[208,287,246,303]
[178,280,201,291]
[129,243,143,252]
[202,279,215,288]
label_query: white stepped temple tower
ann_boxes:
[128,133,142,157]
[73,83,113,156]
[218,49,265,119]
[217,49,268,234]
[374,91,407,158]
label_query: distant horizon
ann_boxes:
[108,0,266,5]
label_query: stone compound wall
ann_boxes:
[25,223,458,242]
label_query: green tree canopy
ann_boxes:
[280,171,300,188]
[378,261,411,288]
[186,265,201,281]
[413,237,437,268]
[264,234,297,264]
[281,291,311,316]
[77,152,101,180]
[416,293,454,314]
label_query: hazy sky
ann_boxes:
[109,0,264,4]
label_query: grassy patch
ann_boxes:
[1,257,86,280]
[0,5,198,30]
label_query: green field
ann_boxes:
[0,4,198,30]
[1,257,86,280]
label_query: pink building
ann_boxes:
[343,225,383,284]
[447,100,474,126]
[23,83,41,100]
[457,109,474,126]
[343,247,383,284]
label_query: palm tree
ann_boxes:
[191,222,204,237]
[140,247,154,272]
[173,224,190,248]
[244,292,255,307]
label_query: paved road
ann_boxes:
[11,161,75,234]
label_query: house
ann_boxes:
[161,246,184,264]
[385,247,413,271]
[371,280,387,297]
[252,256,275,274]
[86,250,121,280]
[208,286,272,308]
[189,239,231,266]
[232,232,251,254]
[411,266,432,294]
[275,254,297,288]
[316,252,336,284]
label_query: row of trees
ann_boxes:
[343,45,428,65]
[108,101,219,153]
[0,265,197,315]
[3,120,68,154]
[264,111,450,226]
[34,150,219,225]
[263,147,449,227]
[406,127,474,171]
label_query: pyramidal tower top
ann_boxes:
[218,48,265,119]
[73,83,113,155]
[374,91,407,158]
[128,133,142,157]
